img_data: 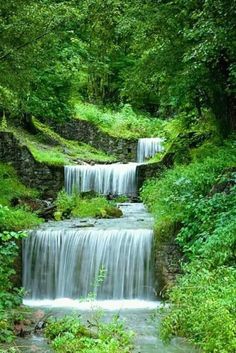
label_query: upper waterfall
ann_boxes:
[137,138,163,163]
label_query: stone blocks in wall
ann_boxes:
[154,242,183,296]
[0,132,64,197]
[52,119,138,162]
[136,152,175,190]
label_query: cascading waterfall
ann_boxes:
[137,138,163,163]
[64,137,163,196]
[23,138,162,307]
[23,226,154,300]
[65,163,137,195]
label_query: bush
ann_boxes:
[55,190,122,219]
[45,314,134,353]
[141,141,236,239]
[0,163,38,206]
[0,231,28,342]
[74,102,164,139]
[160,265,236,353]
[0,205,42,232]
[141,138,236,352]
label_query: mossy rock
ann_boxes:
[95,206,123,219]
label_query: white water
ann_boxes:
[23,299,159,310]
[65,163,138,195]
[137,137,163,163]
[23,227,154,300]
[64,137,163,195]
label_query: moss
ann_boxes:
[0,206,42,232]
[0,163,42,231]
[0,163,39,206]
[95,205,123,218]
[5,118,116,167]
[55,190,123,219]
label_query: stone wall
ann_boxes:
[0,132,64,197]
[136,152,175,190]
[52,119,138,162]
[154,241,182,296]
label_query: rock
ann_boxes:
[95,206,123,219]
[70,223,95,228]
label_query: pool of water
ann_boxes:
[16,299,198,353]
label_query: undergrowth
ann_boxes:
[0,231,29,343]
[54,190,123,220]
[0,164,42,231]
[3,118,116,166]
[0,164,38,206]
[141,137,236,353]
[74,102,164,139]
[45,314,134,353]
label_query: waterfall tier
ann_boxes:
[65,163,137,195]
[137,138,163,163]
[23,226,154,300]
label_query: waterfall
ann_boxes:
[137,138,163,163]
[23,226,154,300]
[65,163,137,195]
[64,138,163,196]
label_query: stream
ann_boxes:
[19,203,198,353]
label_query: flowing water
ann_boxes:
[137,138,163,163]
[23,203,154,301]
[64,137,163,195]
[22,139,198,352]
[65,163,138,195]
[23,204,197,352]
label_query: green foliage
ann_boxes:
[74,102,164,139]
[0,163,38,206]
[45,314,134,353]
[160,266,236,353]
[0,164,42,231]
[7,119,116,166]
[0,205,42,232]
[55,190,122,219]
[141,141,236,235]
[178,183,236,264]
[0,0,81,120]
[0,231,28,342]
[142,138,236,352]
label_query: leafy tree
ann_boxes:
[0,0,81,120]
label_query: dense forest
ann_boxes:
[0,1,236,353]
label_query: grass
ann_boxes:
[0,163,39,206]
[74,101,164,139]
[141,137,236,352]
[2,117,116,166]
[54,190,123,219]
[0,163,42,231]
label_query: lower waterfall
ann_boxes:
[23,228,153,300]
[23,204,154,301]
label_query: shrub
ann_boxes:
[0,163,38,206]
[141,141,236,239]
[45,314,134,353]
[141,138,236,352]
[0,231,29,343]
[160,265,236,353]
[0,205,42,232]
[55,190,122,219]
[74,102,164,139]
